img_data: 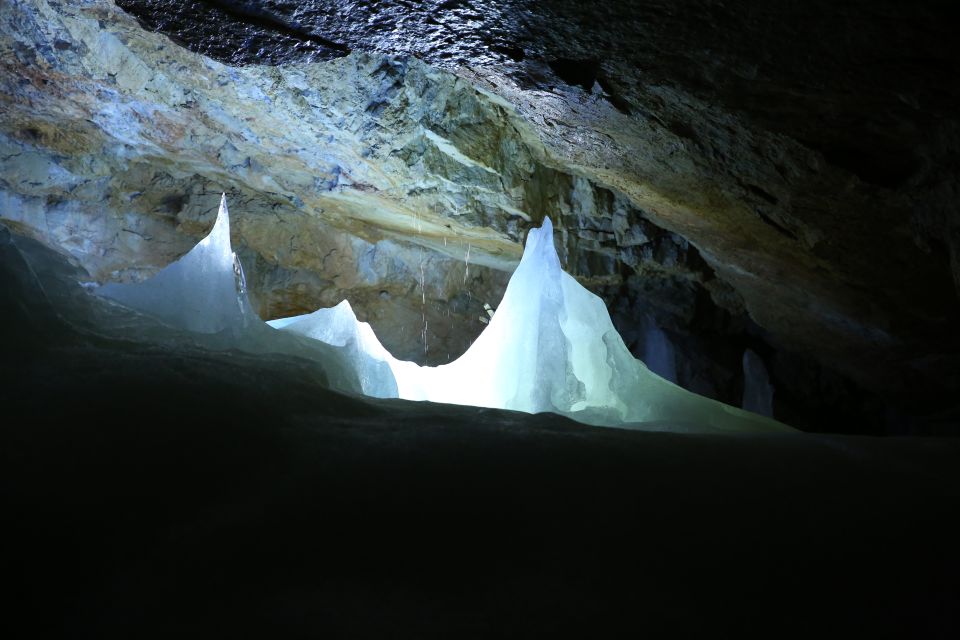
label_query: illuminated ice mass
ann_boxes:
[99,195,793,434]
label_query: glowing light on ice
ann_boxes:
[98,194,252,334]
[266,300,397,399]
[95,194,396,398]
[98,194,791,433]
[272,216,793,433]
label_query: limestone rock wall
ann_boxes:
[0,0,720,365]
[3,0,959,431]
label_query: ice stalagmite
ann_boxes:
[403,217,586,413]
[95,194,395,398]
[273,217,794,433]
[92,193,792,432]
[98,194,254,334]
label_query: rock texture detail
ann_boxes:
[2,0,959,431]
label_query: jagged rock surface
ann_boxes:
[0,0,712,367]
[2,0,959,431]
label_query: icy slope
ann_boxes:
[4,217,958,639]
[94,196,395,397]
[98,195,254,335]
[273,215,793,433]
[84,194,789,431]
[266,300,398,399]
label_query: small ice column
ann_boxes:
[742,349,775,418]
[98,194,252,334]
[642,315,677,383]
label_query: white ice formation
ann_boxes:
[99,194,254,335]
[99,195,793,433]
[265,300,398,399]
[96,195,395,398]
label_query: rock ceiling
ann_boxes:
[2,0,958,432]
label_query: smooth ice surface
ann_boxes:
[266,300,398,398]
[92,195,393,398]
[273,217,794,433]
[86,194,788,433]
[98,195,252,334]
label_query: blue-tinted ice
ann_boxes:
[99,195,250,334]
[272,215,792,433]
[98,195,792,433]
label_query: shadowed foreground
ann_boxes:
[2,229,959,637]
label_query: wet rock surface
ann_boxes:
[3,0,960,432]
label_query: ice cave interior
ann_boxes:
[95,195,791,434]
[3,1,960,636]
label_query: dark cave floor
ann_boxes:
[4,347,960,637]
[2,228,960,638]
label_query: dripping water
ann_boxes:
[419,247,427,356]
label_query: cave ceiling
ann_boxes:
[2,0,959,432]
